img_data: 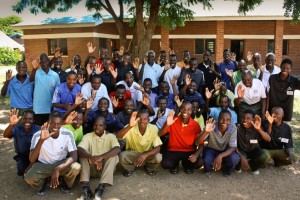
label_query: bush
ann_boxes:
[0,47,22,65]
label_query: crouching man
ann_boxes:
[24,111,81,195]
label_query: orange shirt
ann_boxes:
[96,58,116,70]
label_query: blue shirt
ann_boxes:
[155,93,176,109]
[209,107,237,124]
[33,69,60,114]
[7,75,34,109]
[88,111,124,133]
[11,124,40,155]
[184,92,205,108]
[217,61,236,91]
[52,82,82,113]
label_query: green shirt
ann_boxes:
[63,124,83,145]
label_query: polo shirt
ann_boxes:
[184,92,205,108]
[115,62,138,82]
[11,124,40,155]
[33,68,60,114]
[267,74,300,121]
[81,82,113,112]
[198,62,218,91]
[193,115,205,130]
[116,111,131,126]
[260,121,293,150]
[166,117,201,152]
[163,66,181,94]
[139,63,164,88]
[122,124,162,153]
[88,111,124,133]
[234,78,266,105]
[100,71,115,94]
[78,131,120,155]
[149,108,171,129]
[30,127,77,164]
[6,74,34,109]
[155,93,176,110]
[109,90,132,112]
[209,107,237,124]
[214,90,235,107]
[180,69,204,93]
[237,124,261,152]
[116,81,143,107]
[256,65,280,89]
[217,61,236,91]
[52,82,82,113]
[63,124,83,145]
[206,124,237,151]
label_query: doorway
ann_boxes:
[231,40,244,61]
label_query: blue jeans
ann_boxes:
[203,147,239,176]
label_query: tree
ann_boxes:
[0,16,23,36]
[12,0,300,59]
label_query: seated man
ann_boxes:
[117,98,135,126]
[212,81,235,107]
[63,111,84,145]
[159,102,204,174]
[191,101,205,130]
[155,81,176,110]
[137,78,157,109]
[77,116,121,200]
[236,110,271,175]
[117,110,162,177]
[3,109,40,176]
[150,96,171,129]
[24,111,81,195]
[196,110,239,176]
[109,84,131,114]
[260,107,297,166]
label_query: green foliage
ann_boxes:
[0,47,22,65]
[0,16,23,36]
[237,0,264,14]
[284,0,300,22]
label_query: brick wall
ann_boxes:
[274,20,284,66]
[216,21,225,63]
[224,21,275,35]
[285,39,300,75]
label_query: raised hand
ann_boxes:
[70,61,76,71]
[237,84,245,98]
[141,94,150,106]
[54,47,61,58]
[95,63,104,75]
[205,118,216,132]
[133,58,140,70]
[9,109,21,126]
[134,85,145,94]
[185,74,191,86]
[213,78,221,91]
[129,111,140,127]
[111,96,119,108]
[40,122,55,141]
[86,97,94,110]
[225,68,233,77]
[6,69,13,81]
[169,48,175,55]
[78,74,85,85]
[251,115,262,130]
[65,111,77,124]
[174,95,183,107]
[143,56,147,65]
[119,46,124,56]
[166,110,177,126]
[247,51,253,63]
[86,64,93,75]
[205,88,212,99]
[109,67,118,79]
[29,55,39,70]
[157,107,164,119]
[87,42,96,54]
[265,111,274,124]
[170,75,178,86]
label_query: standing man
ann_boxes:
[217,49,236,92]
[257,53,280,89]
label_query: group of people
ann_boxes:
[2,43,300,200]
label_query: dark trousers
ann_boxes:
[237,148,269,171]
[34,114,50,126]
[13,154,30,176]
[161,151,203,170]
[203,147,239,175]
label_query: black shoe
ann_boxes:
[184,168,194,174]
[37,177,50,196]
[94,184,105,200]
[78,185,93,200]
[144,166,157,176]
[123,170,134,177]
[60,178,71,194]
[169,166,179,175]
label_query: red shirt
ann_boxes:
[166,116,201,152]
[109,90,131,111]
[96,58,116,70]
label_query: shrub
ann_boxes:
[0,47,22,65]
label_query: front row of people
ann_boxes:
[4,104,296,199]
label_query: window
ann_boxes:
[268,39,288,55]
[282,40,288,55]
[195,39,215,54]
[99,38,107,49]
[48,39,68,56]
[267,40,274,53]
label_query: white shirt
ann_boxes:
[163,66,181,94]
[234,79,266,105]
[116,81,143,108]
[81,82,113,112]
[150,108,171,129]
[139,63,164,88]
[30,127,77,164]
[65,68,77,73]
[256,65,280,89]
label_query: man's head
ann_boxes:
[238,59,247,72]
[72,111,83,130]
[86,56,96,70]
[242,71,253,88]
[189,57,198,72]
[183,50,190,64]
[265,53,276,69]
[159,81,170,96]
[180,101,193,120]
[187,80,197,94]
[143,78,153,93]
[99,48,108,61]
[77,68,86,80]
[124,98,134,115]
[66,71,77,90]
[115,84,127,101]
[39,53,50,71]
[219,95,230,110]
[103,58,112,71]
[21,110,35,132]
[203,49,212,63]
[122,52,131,67]
[191,101,200,117]
[93,116,106,137]
[219,82,228,95]
[252,53,261,66]
[91,74,102,90]
[271,107,284,124]
[98,97,110,112]
[53,56,63,72]
[223,49,231,63]
[112,48,120,61]
[16,61,27,76]
[159,50,167,63]
[137,110,150,129]
[241,109,255,128]
[73,55,81,68]
[218,110,232,131]
[48,111,63,137]
[156,96,167,113]
[169,54,177,69]
[124,72,134,87]
[280,58,292,77]
[147,50,156,66]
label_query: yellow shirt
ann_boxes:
[123,124,162,153]
[194,115,205,130]
[78,131,120,155]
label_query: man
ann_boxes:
[77,116,121,200]
[51,55,67,83]
[63,111,84,145]
[116,98,135,126]
[257,53,280,89]
[137,78,157,109]
[65,55,82,73]
[161,54,181,94]
[247,52,261,78]
[150,96,171,129]
[109,84,131,114]
[176,50,190,68]
[115,52,139,82]
[155,81,176,110]
[196,110,239,176]
[117,111,162,177]
[159,102,204,174]
[24,111,81,195]
[3,109,40,176]
[217,49,236,92]
[158,50,167,67]
[267,58,300,121]
[99,58,118,94]
[29,53,60,125]
[87,43,115,70]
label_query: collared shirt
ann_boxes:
[122,124,162,153]
[163,66,181,94]
[63,124,83,145]
[30,127,77,164]
[198,62,218,91]
[88,111,124,133]
[206,124,237,151]
[209,107,237,124]
[81,82,113,112]
[145,91,157,109]
[260,121,293,150]
[180,69,204,93]
[214,90,235,107]
[155,93,176,109]
[166,117,201,152]
[234,78,266,105]
[217,61,236,91]
[237,124,261,152]
[78,131,120,155]
[100,71,115,94]
[267,73,300,121]
[52,82,82,113]
[33,68,60,114]
[11,124,40,155]
[7,74,34,109]
[184,92,205,108]
[116,111,131,126]
[116,81,143,108]
[150,108,171,129]
[256,65,280,89]
[109,90,132,113]
[139,63,164,88]
[56,70,67,83]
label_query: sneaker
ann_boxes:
[184,168,194,174]
[78,185,93,200]
[251,170,260,175]
[60,178,71,194]
[37,178,50,196]
[235,169,242,173]
[94,184,105,200]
